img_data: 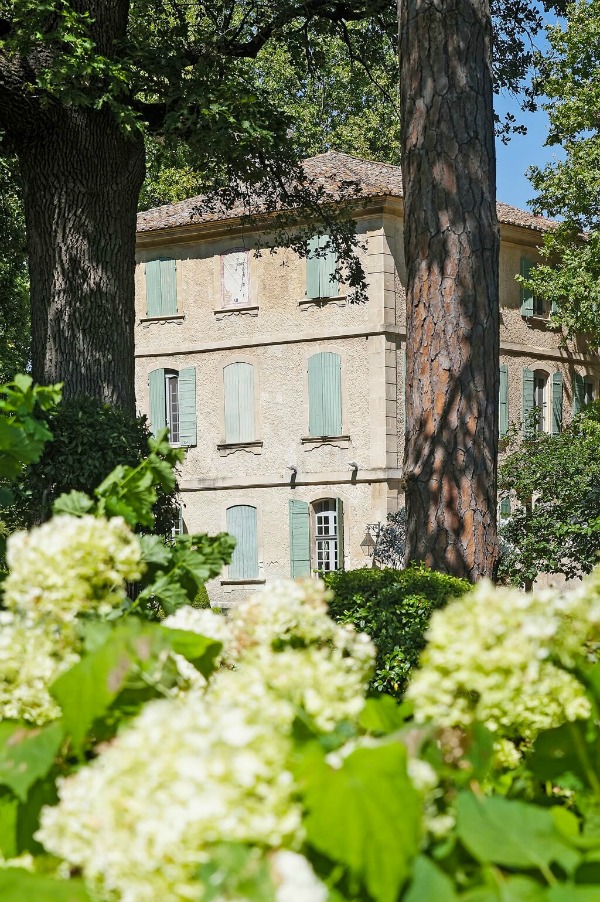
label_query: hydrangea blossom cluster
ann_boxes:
[4,515,143,622]
[37,580,375,902]
[407,579,596,759]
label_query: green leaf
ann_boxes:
[456,793,580,876]
[161,627,222,678]
[301,741,420,902]
[52,489,94,517]
[0,870,90,901]
[403,856,457,902]
[547,887,600,901]
[460,876,547,901]
[139,533,171,567]
[359,695,408,734]
[0,721,63,801]
[0,792,18,859]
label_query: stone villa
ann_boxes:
[134,151,600,606]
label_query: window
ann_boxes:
[146,258,177,317]
[149,367,197,445]
[534,371,547,433]
[226,505,259,579]
[172,505,184,538]
[222,250,249,308]
[573,373,594,415]
[523,368,562,436]
[223,362,255,443]
[306,234,339,300]
[314,500,340,572]
[585,380,595,406]
[288,498,344,577]
[308,352,342,436]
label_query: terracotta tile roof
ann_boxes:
[136,150,556,235]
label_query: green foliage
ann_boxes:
[323,565,471,696]
[499,402,600,582]
[0,871,90,901]
[5,396,180,537]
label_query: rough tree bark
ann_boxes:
[399,0,500,580]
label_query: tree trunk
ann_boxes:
[399,0,500,580]
[20,107,145,412]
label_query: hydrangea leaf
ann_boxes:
[52,490,94,517]
[456,793,581,875]
[403,855,457,901]
[0,870,90,901]
[161,627,222,676]
[546,887,600,902]
[459,875,547,901]
[0,791,18,859]
[358,694,409,735]
[301,741,420,902]
[0,721,63,802]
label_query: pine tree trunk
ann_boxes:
[399,0,500,580]
[20,107,145,412]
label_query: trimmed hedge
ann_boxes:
[323,565,471,697]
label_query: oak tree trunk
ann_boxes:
[20,107,145,412]
[399,0,500,580]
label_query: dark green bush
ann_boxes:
[323,565,471,697]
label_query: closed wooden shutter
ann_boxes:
[499,364,509,437]
[552,371,563,435]
[306,234,338,299]
[178,367,197,447]
[224,362,255,443]
[335,497,344,570]
[226,505,259,579]
[522,368,535,436]
[289,499,311,577]
[520,258,534,317]
[573,372,586,417]
[308,352,342,437]
[146,259,177,316]
[149,368,166,437]
[306,235,321,299]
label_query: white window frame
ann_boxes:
[313,499,339,572]
[534,371,548,433]
[165,371,180,445]
[222,249,250,308]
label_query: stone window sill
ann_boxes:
[214,305,259,319]
[139,314,185,324]
[299,295,348,307]
[220,578,265,586]
[301,435,351,448]
[217,440,263,456]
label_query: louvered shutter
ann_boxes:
[522,368,535,436]
[308,352,342,437]
[335,497,344,570]
[520,258,534,317]
[178,367,197,446]
[306,235,321,299]
[573,372,586,417]
[227,505,258,579]
[149,369,166,437]
[146,259,177,316]
[224,362,255,443]
[499,364,509,438]
[319,234,339,298]
[289,499,311,577]
[551,371,563,435]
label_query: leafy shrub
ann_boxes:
[323,565,471,696]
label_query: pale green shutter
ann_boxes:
[520,258,534,317]
[149,368,166,437]
[552,371,563,435]
[522,368,535,436]
[319,234,339,298]
[146,259,177,316]
[499,497,511,517]
[573,372,586,417]
[289,499,311,577]
[224,362,255,443]
[499,364,509,437]
[335,497,344,570]
[227,505,258,579]
[178,367,197,446]
[308,352,342,437]
[306,235,320,299]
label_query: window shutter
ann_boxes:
[146,259,177,316]
[573,372,586,417]
[308,352,342,437]
[522,368,535,436]
[499,364,509,437]
[551,371,563,435]
[178,367,197,446]
[402,345,407,429]
[335,497,344,570]
[227,505,258,579]
[224,362,255,443]
[499,497,511,517]
[520,258,534,317]
[306,235,321,299]
[319,234,339,298]
[149,368,166,437]
[289,499,311,577]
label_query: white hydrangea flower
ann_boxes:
[0,611,79,724]
[407,579,593,759]
[5,515,143,622]
[269,851,328,902]
[163,605,233,666]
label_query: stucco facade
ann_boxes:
[134,152,600,605]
